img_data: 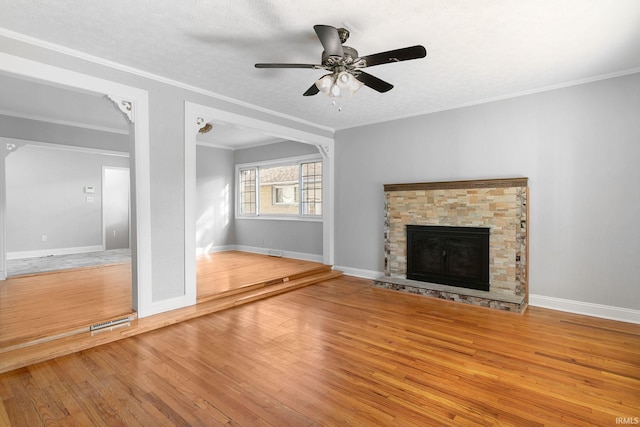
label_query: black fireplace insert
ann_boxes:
[406,225,490,291]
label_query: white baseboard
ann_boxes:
[234,245,323,263]
[331,268,640,324]
[333,266,383,280]
[7,245,104,260]
[196,245,235,256]
[529,294,640,324]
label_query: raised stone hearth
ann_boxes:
[374,178,529,312]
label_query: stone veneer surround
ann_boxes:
[374,178,529,312]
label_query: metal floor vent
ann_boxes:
[90,316,132,332]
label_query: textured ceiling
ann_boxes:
[1,0,640,136]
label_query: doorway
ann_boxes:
[0,51,154,315]
[103,166,130,250]
[184,101,335,307]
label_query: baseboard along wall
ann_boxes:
[336,267,640,324]
[7,245,104,260]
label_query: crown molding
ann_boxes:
[336,67,640,131]
[0,28,335,134]
[0,136,129,158]
[0,110,129,135]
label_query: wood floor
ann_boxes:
[0,251,339,372]
[0,263,134,351]
[196,251,334,302]
[1,275,638,426]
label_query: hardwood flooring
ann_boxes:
[0,251,338,373]
[196,251,331,301]
[0,263,134,351]
[1,275,638,426]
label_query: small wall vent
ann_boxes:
[90,316,132,332]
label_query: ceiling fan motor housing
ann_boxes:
[322,46,359,67]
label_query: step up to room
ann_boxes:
[0,266,342,374]
[197,264,337,304]
[0,312,138,355]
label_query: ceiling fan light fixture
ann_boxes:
[315,71,363,99]
[337,71,352,86]
[335,71,363,96]
[329,83,342,98]
[316,75,334,94]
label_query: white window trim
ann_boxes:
[238,167,258,217]
[235,154,323,222]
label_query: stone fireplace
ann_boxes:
[373,178,529,312]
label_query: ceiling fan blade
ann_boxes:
[313,25,344,57]
[303,84,320,96]
[355,72,394,93]
[359,45,427,68]
[255,63,320,69]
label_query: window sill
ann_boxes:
[235,215,323,223]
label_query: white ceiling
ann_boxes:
[1,0,639,146]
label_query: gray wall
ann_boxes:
[6,144,129,253]
[0,115,129,152]
[334,72,640,310]
[233,140,320,163]
[234,141,323,257]
[196,144,235,251]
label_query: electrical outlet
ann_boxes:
[41,235,47,242]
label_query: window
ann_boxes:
[237,157,322,219]
[302,161,322,215]
[238,168,256,216]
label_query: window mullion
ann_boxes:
[255,166,260,216]
[298,163,303,216]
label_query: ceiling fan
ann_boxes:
[255,25,427,98]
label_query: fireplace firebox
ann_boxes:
[406,225,490,291]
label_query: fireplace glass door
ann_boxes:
[406,225,490,291]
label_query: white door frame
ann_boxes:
[0,52,155,317]
[184,101,335,306]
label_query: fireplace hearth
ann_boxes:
[406,225,490,291]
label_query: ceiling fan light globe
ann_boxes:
[334,71,362,96]
[349,78,364,95]
[337,71,352,87]
[316,75,334,93]
[329,84,342,98]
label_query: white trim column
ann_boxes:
[183,106,213,306]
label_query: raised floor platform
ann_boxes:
[373,276,527,313]
[0,252,341,374]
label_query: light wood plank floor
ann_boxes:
[1,275,638,426]
[0,263,133,351]
[0,252,326,352]
[196,251,327,300]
